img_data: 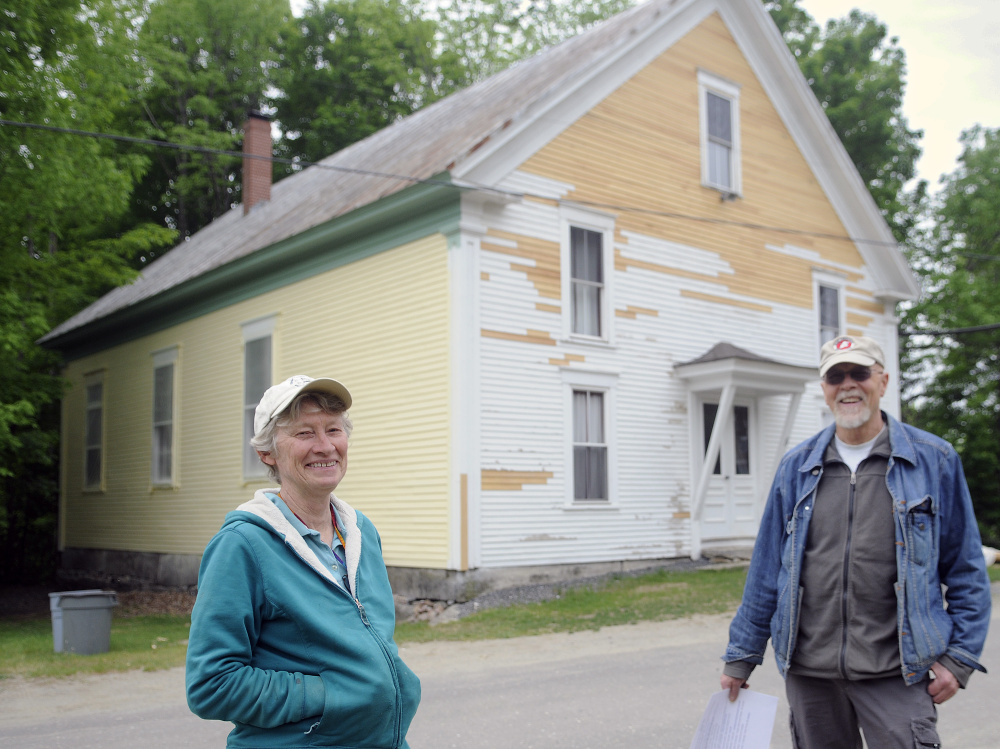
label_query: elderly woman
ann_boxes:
[186,375,420,748]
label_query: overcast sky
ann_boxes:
[798,0,1000,190]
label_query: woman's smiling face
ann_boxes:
[260,405,349,501]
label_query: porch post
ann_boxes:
[691,383,736,522]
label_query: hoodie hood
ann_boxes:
[228,488,364,594]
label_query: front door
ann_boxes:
[700,400,757,540]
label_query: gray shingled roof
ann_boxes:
[676,342,784,367]
[42,0,679,344]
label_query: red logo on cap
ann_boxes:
[835,339,853,350]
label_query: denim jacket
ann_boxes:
[724,412,991,685]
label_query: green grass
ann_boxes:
[4,563,995,679]
[394,566,748,644]
[0,614,191,679]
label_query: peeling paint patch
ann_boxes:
[549,353,586,367]
[483,230,561,299]
[536,302,561,314]
[615,248,722,282]
[846,311,874,327]
[811,261,864,284]
[673,511,691,519]
[520,533,574,542]
[615,304,659,319]
[846,297,884,314]
[481,469,555,490]
[481,271,490,281]
[679,289,772,313]
[481,328,557,346]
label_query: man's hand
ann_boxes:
[720,674,748,702]
[927,661,959,704]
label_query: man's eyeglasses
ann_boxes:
[823,366,873,386]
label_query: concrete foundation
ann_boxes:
[59,548,201,590]
[58,548,733,601]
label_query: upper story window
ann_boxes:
[242,316,275,478]
[814,273,845,348]
[561,207,614,343]
[151,347,177,485]
[818,284,841,345]
[84,372,105,490]
[698,70,742,195]
[571,227,604,337]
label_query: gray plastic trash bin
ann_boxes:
[49,590,118,654]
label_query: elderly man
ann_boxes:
[720,335,991,748]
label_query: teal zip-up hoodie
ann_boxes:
[186,489,421,748]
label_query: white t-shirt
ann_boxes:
[834,425,885,473]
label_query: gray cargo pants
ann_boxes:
[785,672,941,748]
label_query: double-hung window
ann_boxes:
[242,316,275,478]
[151,348,177,485]
[561,208,614,343]
[562,369,617,505]
[698,71,741,195]
[571,227,604,337]
[818,283,841,345]
[84,372,104,490]
[573,389,608,501]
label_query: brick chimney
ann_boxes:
[242,111,272,215]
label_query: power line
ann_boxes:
[899,321,1000,339]
[1,117,900,247]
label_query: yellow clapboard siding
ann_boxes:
[521,12,869,311]
[60,234,452,568]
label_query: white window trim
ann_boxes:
[698,69,742,196]
[559,205,615,344]
[242,315,276,479]
[151,346,178,487]
[813,271,846,355]
[561,368,619,508]
[83,371,105,492]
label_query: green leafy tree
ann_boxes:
[274,0,452,168]
[128,0,291,240]
[900,126,1000,544]
[0,0,175,583]
[435,0,634,87]
[764,1,922,243]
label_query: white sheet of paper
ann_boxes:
[689,689,779,749]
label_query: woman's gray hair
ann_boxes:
[249,391,353,483]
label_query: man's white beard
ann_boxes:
[834,391,872,430]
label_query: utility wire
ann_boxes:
[899,322,1000,339]
[2,117,902,247]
